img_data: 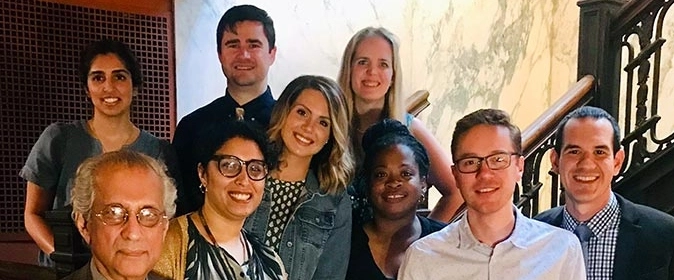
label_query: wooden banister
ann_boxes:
[406,90,431,116]
[521,75,595,157]
[516,75,595,216]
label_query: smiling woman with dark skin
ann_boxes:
[346,119,446,280]
[20,39,178,267]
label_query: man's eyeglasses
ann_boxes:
[454,152,520,173]
[211,154,268,181]
[93,204,167,227]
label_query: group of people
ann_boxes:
[396,107,674,280]
[19,3,674,280]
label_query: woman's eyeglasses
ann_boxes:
[211,154,268,181]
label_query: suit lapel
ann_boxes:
[613,195,642,280]
[550,207,565,227]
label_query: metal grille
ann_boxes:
[0,0,174,234]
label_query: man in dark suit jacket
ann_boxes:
[535,106,674,280]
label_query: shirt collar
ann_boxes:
[90,261,109,280]
[224,86,273,108]
[90,260,149,280]
[457,205,527,251]
[508,207,532,249]
[562,191,620,236]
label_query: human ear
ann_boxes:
[197,163,208,186]
[420,176,428,194]
[75,212,91,245]
[613,149,625,175]
[550,148,560,175]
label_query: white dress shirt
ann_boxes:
[398,206,586,280]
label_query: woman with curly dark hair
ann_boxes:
[347,119,446,279]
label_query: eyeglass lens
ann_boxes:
[95,204,165,227]
[216,155,267,181]
[457,152,515,173]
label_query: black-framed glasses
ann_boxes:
[211,154,268,181]
[93,204,167,227]
[455,152,520,174]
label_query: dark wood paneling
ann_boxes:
[0,0,174,254]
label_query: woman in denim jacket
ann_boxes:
[245,75,355,280]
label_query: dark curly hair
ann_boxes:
[350,118,429,224]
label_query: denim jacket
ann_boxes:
[244,170,352,280]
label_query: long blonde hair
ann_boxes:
[337,27,405,125]
[267,75,354,194]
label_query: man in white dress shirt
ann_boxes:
[398,109,586,280]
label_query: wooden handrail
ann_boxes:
[521,75,595,157]
[406,90,430,117]
[403,75,595,152]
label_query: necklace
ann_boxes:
[354,118,376,134]
[87,120,136,152]
[198,209,250,264]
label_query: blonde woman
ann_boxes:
[245,75,354,280]
[338,27,463,222]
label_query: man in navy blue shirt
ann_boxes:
[172,4,277,215]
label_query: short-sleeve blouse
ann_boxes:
[20,120,179,209]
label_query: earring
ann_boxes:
[418,193,425,204]
[199,184,207,193]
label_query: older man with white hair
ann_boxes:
[63,150,177,280]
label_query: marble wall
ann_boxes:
[174,0,581,208]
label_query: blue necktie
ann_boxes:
[574,224,592,265]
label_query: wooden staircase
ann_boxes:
[4,0,674,278]
[517,0,674,217]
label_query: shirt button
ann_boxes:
[286,241,293,247]
[240,272,245,277]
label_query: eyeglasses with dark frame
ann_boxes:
[211,154,268,181]
[93,204,167,227]
[454,152,521,174]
